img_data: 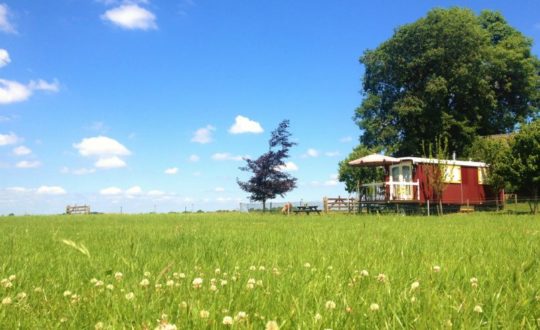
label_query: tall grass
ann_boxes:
[0,213,539,329]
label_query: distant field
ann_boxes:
[0,213,539,329]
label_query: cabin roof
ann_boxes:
[399,157,487,167]
[349,153,487,168]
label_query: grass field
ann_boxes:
[0,213,539,329]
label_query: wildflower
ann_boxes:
[314,313,322,321]
[125,292,135,300]
[304,263,311,268]
[95,280,104,287]
[173,272,179,279]
[178,273,186,279]
[166,280,174,287]
[345,306,352,313]
[155,323,177,330]
[232,276,238,282]
[235,311,247,321]
[140,278,150,287]
[220,279,228,286]
[433,265,441,273]
[325,300,336,310]
[63,290,72,297]
[265,320,279,330]
[470,277,478,288]
[410,296,417,303]
[410,281,420,291]
[0,278,7,285]
[215,268,221,275]
[377,273,387,283]
[1,297,12,305]
[473,305,483,313]
[222,316,233,325]
[2,281,12,288]
[95,322,104,330]
[114,272,123,281]
[370,303,380,312]
[106,284,114,290]
[144,271,151,277]
[199,310,210,319]
[209,284,217,292]
[246,278,256,289]
[155,284,162,289]
[249,266,256,271]
[192,277,203,289]
[8,275,16,281]
[90,278,98,284]
[16,292,27,300]
[272,268,281,275]
[71,294,80,304]
[259,266,266,271]
[34,287,43,293]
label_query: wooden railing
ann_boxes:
[66,205,90,215]
[360,180,421,202]
[323,196,358,213]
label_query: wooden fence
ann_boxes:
[66,205,90,215]
[323,196,359,213]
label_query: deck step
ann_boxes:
[459,206,475,213]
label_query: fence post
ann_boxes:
[427,200,430,216]
[323,197,328,213]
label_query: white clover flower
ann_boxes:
[172,272,179,279]
[304,263,311,268]
[272,268,281,275]
[220,279,228,286]
[215,268,221,275]
[95,321,105,330]
[259,266,266,271]
[473,305,483,313]
[144,271,151,277]
[370,303,380,312]
[246,278,256,289]
[34,287,43,293]
[155,283,162,289]
[155,323,177,330]
[2,281,12,288]
[410,281,420,291]
[325,300,336,310]
[210,278,217,285]
[8,275,16,281]
[222,316,233,325]
[180,301,188,308]
[16,292,27,300]
[63,290,72,297]
[199,310,210,319]
[209,284,217,292]
[235,311,247,321]
[114,272,123,281]
[265,320,279,330]
[95,280,104,287]
[90,278,98,284]
[179,273,186,279]
[410,296,417,303]
[376,273,387,283]
[470,277,479,288]
[106,284,114,290]
[232,276,238,282]
[125,292,135,300]
[166,280,174,287]
[1,297,12,305]
[192,277,203,289]
[249,266,256,271]
[314,313,322,321]
[433,265,441,273]
[140,278,150,287]
[256,280,263,287]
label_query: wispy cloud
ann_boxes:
[191,125,215,144]
[0,132,20,146]
[164,167,178,175]
[211,152,247,161]
[36,186,66,195]
[13,145,31,156]
[0,79,60,105]
[228,115,264,134]
[188,154,200,162]
[0,4,16,34]
[101,4,157,30]
[16,160,41,169]
[95,156,127,169]
[276,161,298,172]
[0,48,10,68]
[302,148,319,158]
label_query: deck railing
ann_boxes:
[360,180,420,202]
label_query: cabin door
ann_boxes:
[390,164,413,200]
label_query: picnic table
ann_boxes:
[293,205,321,215]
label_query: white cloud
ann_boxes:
[13,145,31,156]
[228,115,264,134]
[100,186,123,195]
[16,160,41,168]
[95,156,127,169]
[147,190,165,196]
[101,4,157,30]
[125,186,142,195]
[164,167,178,175]
[324,174,339,186]
[191,125,215,144]
[325,151,340,157]
[211,152,246,161]
[0,78,60,105]
[36,186,66,195]
[340,136,353,143]
[0,4,16,34]
[6,186,29,193]
[0,79,31,104]
[74,136,131,157]
[214,187,225,192]
[188,154,200,162]
[0,132,20,146]
[303,148,319,158]
[277,161,298,172]
[0,48,10,68]
[28,79,60,92]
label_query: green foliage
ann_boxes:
[338,145,384,193]
[0,213,539,328]
[422,136,450,215]
[355,8,540,156]
[508,119,540,213]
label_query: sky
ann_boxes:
[1,0,539,214]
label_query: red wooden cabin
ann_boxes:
[349,154,500,206]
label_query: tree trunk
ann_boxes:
[438,199,443,216]
[262,199,266,213]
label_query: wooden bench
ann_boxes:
[293,206,321,215]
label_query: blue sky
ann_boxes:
[1,0,539,214]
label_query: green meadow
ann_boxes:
[0,213,539,329]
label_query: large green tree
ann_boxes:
[338,145,383,193]
[355,8,539,156]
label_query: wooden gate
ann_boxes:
[323,196,358,213]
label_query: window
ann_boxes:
[390,164,413,182]
[443,165,461,183]
[478,167,488,184]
